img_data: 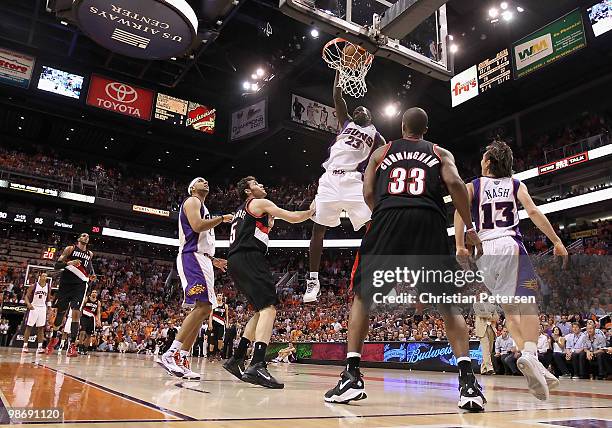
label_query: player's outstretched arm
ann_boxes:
[333,71,350,125]
[363,145,387,211]
[517,182,568,257]
[54,245,77,269]
[438,146,480,249]
[24,282,35,310]
[249,199,315,224]
[184,196,233,232]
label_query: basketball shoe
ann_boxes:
[223,356,246,381]
[67,343,78,357]
[458,374,486,411]
[241,362,284,389]
[324,369,367,403]
[178,355,201,380]
[21,346,29,353]
[517,352,549,400]
[303,279,320,303]
[156,351,184,377]
[45,337,60,355]
[541,364,560,390]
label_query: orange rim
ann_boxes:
[322,38,374,65]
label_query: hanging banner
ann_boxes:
[0,48,35,89]
[230,99,267,141]
[291,94,339,133]
[512,9,586,79]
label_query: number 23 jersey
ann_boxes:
[322,121,379,172]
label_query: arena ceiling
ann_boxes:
[0,0,610,184]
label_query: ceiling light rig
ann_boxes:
[489,2,523,24]
[242,66,275,94]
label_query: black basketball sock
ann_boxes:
[457,358,473,382]
[70,322,79,342]
[234,337,251,360]
[251,342,267,365]
[346,354,361,376]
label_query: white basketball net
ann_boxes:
[322,38,373,98]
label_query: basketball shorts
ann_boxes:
[313,171,371,231]
[351,208,457,302]
[26,306,47,327]
[80,316,95,335]
[177,252,217,309]
[211,322,225,341]
[476,236,538,299]
[228,251,279,311]
[53,282,88,311]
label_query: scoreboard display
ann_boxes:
[478,49,511,94]
[42,247,57,260]
[0,210,100,235]
[155,93,216,134]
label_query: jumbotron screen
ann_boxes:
[155,93,216,134]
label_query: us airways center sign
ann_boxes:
[73,0,198,59]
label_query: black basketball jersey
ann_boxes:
[228,198,271,256]
[82,298,99,318]
[60,245,92,285]
[374,138,446,218]
[212,305,226,325]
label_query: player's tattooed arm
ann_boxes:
[363,144,388,211]
[249,199,314,224]
[184,196,233,232]
[333,71,350,125]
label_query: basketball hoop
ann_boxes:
[322,38,373,98]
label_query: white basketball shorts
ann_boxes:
[312,171,371,231]
[26,306,47,327]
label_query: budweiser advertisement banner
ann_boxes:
[86,74,154,120]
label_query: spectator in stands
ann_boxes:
[537,324,552,370]
[0,319,9,346]
[580,323,608,380]
[494,328,519,375]
[550,326,571,378]
[565,322,587,378]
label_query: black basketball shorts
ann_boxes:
[53,282,88,311]
[350,207,458,302]
[80,316,95,335]
[211,321,225,341]
[228,251,279,311]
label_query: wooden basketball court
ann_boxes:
[1,348,610,427]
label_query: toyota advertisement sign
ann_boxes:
[86,74,154,120]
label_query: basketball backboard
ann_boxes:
[279,0,453,80]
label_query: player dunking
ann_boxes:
[223,176,314,388]
[78,289,101,355]
[46,233,96,357]
[454,141,567,400]
[22,273,50,353]
[304,71,385,303]
[324,108,486,410]
[157,177,233,379]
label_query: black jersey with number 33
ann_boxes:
[374,138,446,219]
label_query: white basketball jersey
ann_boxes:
[178,199,215,256]
[472,176,521,241]
[31,282,48,307]
[322,121,378,172]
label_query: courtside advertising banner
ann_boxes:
[0,48,35,88]
[291,94,339,133]
[450,65,479,107]
[230,99,267,141]
[512,9,586,79]
[86,74,154,120]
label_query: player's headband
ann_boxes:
[188,177,205,195]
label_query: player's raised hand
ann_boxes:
[89,274,97,282]
[213,258,228,272]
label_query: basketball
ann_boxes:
[342,43,367,69]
